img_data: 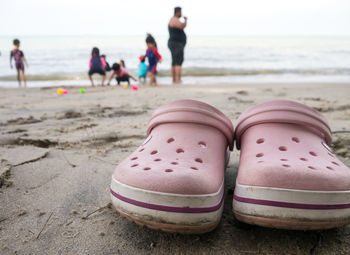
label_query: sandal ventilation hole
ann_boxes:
[256,153,264,158]
[150,150,158,155]
[308,166,316,170]
[198,141,207,148]
[167,138,175,143]
[165,169,173,173]
[256,138,265,144]
[154,158,161,162]
[143,167,151,171]
[279,146,287,151]
[131,157,138,161]
[300,157,308,161]
[176,148,184,153]
[332,161,340,166]
[139,148,145,152]
[282,164,290,168]
[280,159,288,161]
[257,161,264,163]
[326,166,334,170]
[190,167,198,170]
[309,151,317,157]
[131,164,138,167]
[291,137,300,143]
[195,158,203,163]
[171,162,178,165]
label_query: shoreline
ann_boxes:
[0,81,350,90]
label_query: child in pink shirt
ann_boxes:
[107,63,136,86]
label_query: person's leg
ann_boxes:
[16,69,21,87]
[101,75,106,86]
[122,75,130,85]
[154,75,157,86]
[88,75,95,86]
[168,41,177,83]
[149,73,154,86]
[117,77,121,85]
[175,45,184,83]
[21,69,26,87]
[175,66,182,83]
[171,66,176,83]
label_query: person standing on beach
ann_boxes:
[145,37,162,86]
[10,39,28,87]
[168,7,187,84]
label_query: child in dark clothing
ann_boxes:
[107,63,137,86]
[10,39,28,87]
[144,37,162,86]
[88,47,106,86]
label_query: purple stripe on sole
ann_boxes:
[110,188,224,213]
[234,194,350,210]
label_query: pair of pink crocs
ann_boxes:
[110,99,350,234]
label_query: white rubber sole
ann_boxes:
[233,182,350,229]
[110,177,224,227]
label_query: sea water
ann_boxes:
[0,35,349,87]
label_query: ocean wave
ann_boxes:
[0,68,349,81]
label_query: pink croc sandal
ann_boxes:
[110,100,234,234]
[233,100,350,230]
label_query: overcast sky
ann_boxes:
[0,0,349,36]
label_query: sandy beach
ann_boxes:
[1,82,350,255]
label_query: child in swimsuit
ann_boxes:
[145,37,162,86]
[138,56,148,84]
[107,63,137,86]
[10,39,28,87]
[88,47,106,86]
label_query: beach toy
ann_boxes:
[63,90,68,94]
[233,100,350,230]
[110,100,234,234]
[79,88,86,94]
[57,88,64,95]
[122,84,128,89]
[131,85,138,91]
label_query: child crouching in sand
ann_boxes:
[145,37,162,86]
[88,47,106,87]
[107,63,137,86]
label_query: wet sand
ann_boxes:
[0,82,350,255]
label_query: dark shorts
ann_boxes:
[116,75,130,84]
[15,62,24,71]
[168,41,185,66]
[147,63,157,74]
[88,68,105,76]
